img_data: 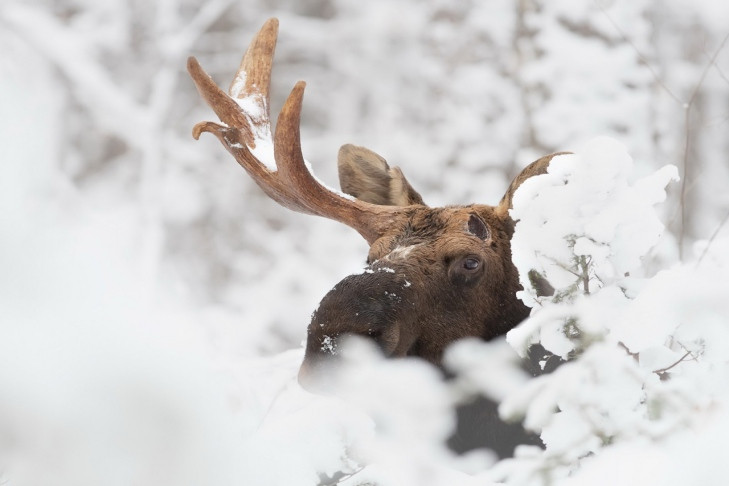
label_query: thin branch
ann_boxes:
[679,105,693,259]
[713,61,729,86]
[579,255,591,295]
[696,208,729,266]
[702,39,729,88]
[686,32,729,105]
[545,256,583,280]
[318,467,366,486]
[4,5,152,144]
[594,1,683,105]
[254,380,293,432]
[168,0,235,57]
[653,350,694,378]
[596,1,729,261]
[679,30,729,259]
[704,113,729,128]
[618,341,639,362]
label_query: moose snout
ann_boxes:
[305,269,413,354]
[299,271,412,393]
[297,360,317,391]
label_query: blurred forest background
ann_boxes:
[3,0,728,354]
[3,1,729,484]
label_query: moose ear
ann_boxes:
[495,152,569,218]
[338,144,425,207]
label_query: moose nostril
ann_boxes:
[366,329,383,339]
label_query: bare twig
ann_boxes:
[706,48,729,86]
[618,342,639,362]
[595,1,729,261]
[695,208,729,267]
[318,467,365,486]
[679,31,729,259]
[579,255,591,295]
[653,350,695,379]
[594,2,683,104]
[654,341,702,380]
[705,113,729,128]
[687,32,729,104]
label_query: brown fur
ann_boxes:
[300,149,562,381]
[495,152,570,217]
[297,151,563,458]
[338,144,424,206]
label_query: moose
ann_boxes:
[188,18,560,456]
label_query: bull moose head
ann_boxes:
[188,18,559,389]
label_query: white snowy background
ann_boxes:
[2,0,729,485]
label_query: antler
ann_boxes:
[187,18,408,245]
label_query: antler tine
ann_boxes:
[188,20,315,213]
[188,55,316,214]
[229,18,277,118]
[189,18,408,245]
[275,81,410,244]
[188,56,254,144]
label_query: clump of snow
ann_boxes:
[228,70,248,100]
[232,92,277,171]
[304,159,357,201]
[249,134,277,170]
[510,136,678,313]
[476,136,729,485]
[225,339,498,486]
[321,335,337,354]
[0,180,251,486]
[445,337,533,403]
[356,265,405,276]
[326,339,497,486]
[235,94,267,123]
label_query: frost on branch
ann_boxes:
[508,137,678,358]
[487,137,729,485]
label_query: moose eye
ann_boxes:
[448,254,484,286]
[463,257,480,271]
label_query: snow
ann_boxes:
[250,129,277,171]
[510,137,679,310]
[1,189,251,486]
[491,136,729,484]
[304,159,357,201]
[228,91,278,171]
[229,70,248,99]
[2,1,729,485]
[321,335,337,354]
